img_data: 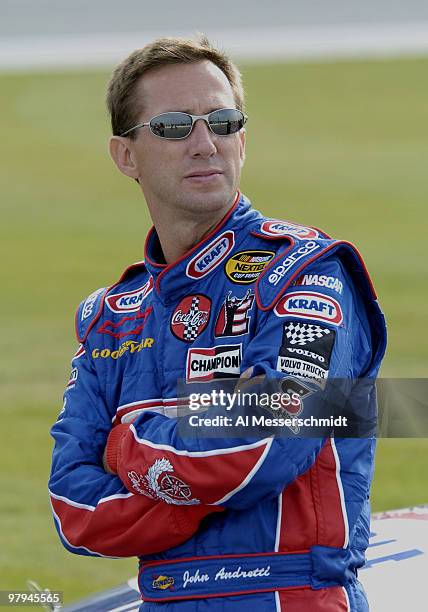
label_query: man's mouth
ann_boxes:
[184,170,223,183]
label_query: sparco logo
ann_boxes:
[106,277,153,313]
[268,242,320,286]
[171,295,211,342]
[275,291,343,325]
[186,231,234,279]
[260,220,319,240]
[187,344,242,381]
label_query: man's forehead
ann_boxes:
[136,60,235,116]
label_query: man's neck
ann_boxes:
[154,211,226,265]
[146,194,237,265]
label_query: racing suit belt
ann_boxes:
[139,547,352,602]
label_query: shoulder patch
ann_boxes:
[75,287,107,343]
[74,261,149,344]
[255,238,379,312]
[251,218,330,241]
[255,238,339,311]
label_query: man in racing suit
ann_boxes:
[49,36,386,611]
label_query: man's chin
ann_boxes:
[180,186,236,215]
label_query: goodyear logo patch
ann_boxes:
[225,250,274,284]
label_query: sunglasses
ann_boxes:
[120,108,247,139]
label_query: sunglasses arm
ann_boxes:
[120,122,149,137]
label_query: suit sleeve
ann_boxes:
[105,256,381,511]
[48,336,221,558]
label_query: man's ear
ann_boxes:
[239,129,246,168]
[109,136,140,179]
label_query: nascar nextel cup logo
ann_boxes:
[268,242,320,286]
[106,277,153,313]
[186,344,242,381]
[274,291,343,325]
[186,231,234,279]
[224,250,274,284]
[260,220,319,240]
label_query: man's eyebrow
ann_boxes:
[176,106,223,115]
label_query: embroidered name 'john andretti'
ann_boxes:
[260,220,319,240]
[225,250,274,284]
[274,291,343,325]
[106,277,153,313]
[186,231,234,279]
[187,344,242,381]
[181,565,271,590]
[268,241,320,286]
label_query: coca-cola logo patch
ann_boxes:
[171,295,211,342]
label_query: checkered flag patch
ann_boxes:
[283,321,331,346]
[183,296,201,341]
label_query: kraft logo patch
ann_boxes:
[106,278,153,313]
[224,250,274,284]
[186,344,242,381]
[274,291,343,325]
[186,231,234,279]
[171,295,211,342]
[260,220,319,240]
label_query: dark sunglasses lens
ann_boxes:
[208,109,245,135]
[150,113,192,139]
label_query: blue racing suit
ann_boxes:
[49,193,386,611]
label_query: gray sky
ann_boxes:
[2,0,428,37]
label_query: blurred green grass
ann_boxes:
[1,57,427,605]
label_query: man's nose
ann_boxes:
[187,118,217,158]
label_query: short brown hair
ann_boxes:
[106,35,245,138]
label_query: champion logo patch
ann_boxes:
[186,344,242,381]
[106,277,153,313]
[274,291,343,325]
[186,231,234,279]
[215,289,254,337]
[171,295,211,342]
[260,220,319,240]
